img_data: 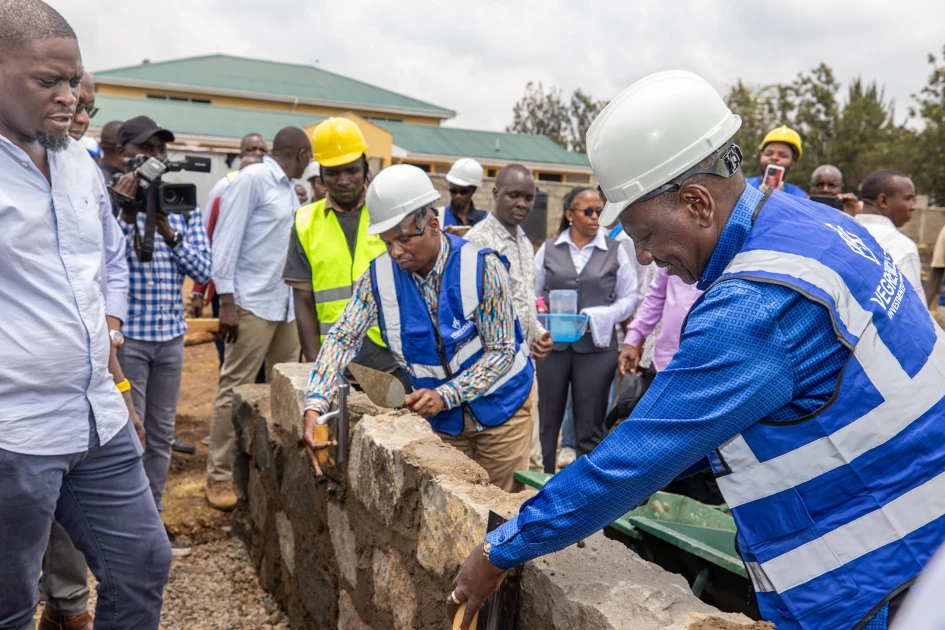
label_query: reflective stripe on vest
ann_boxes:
[702,191,945,629]
[371,234,534,435]
[295,198,387,346]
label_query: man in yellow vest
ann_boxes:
[283,118,402,381]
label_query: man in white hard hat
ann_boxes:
[301,160,327,203]
[449,70,945,630]
[440,157,487,230]
[302,164,537,492]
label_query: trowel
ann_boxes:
[346,362,407,409]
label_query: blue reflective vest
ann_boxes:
[370,234,534,435]
[701,190,945,629]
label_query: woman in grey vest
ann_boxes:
[534,188,639,473]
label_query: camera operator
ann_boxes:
[112,116,212,553]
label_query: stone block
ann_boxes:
[372,549,417,630]
[328,500,358,589]
[233,384,270,456]
[417,476,527,575]
[270,363,313,444]
[275,511,295,576]
[517,531,753,630]
[347,414,433,528]
[338,590,371,630]
[248,468,268,535]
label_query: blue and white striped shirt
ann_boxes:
[119,207,211,341]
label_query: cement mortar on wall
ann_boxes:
[231,364,759,629]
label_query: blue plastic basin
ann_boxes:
[537,314,590,343]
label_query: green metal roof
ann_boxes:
[91,95,327,141]
[375,120,590,167]
[90,95,589,167]
[95,54,454,118]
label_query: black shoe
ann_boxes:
[171,437,196,454]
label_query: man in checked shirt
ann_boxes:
[112,117,211,551]
[303,165,536,492]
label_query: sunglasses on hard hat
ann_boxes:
[574,207,603,217]
[635,142,743,205]
[449,186,474,196]
[76,103,99,119]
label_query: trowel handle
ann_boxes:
[311,424,331,465]
[452,602,479,630]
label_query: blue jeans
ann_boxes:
[0,419,171,630]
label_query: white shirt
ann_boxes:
[855,214,923,298]
[534,229,639,347]
[203,173,231,233]
[212,156,296,322]
[0,135,128,455]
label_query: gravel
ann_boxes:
[160,537,290,630]
[35,536,290,630]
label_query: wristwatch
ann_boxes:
[109,329,124,347]
[482,540,492,559]
[170,231,184,248]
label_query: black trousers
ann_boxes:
[538,347,619,473]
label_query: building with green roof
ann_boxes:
[92,54,593,183]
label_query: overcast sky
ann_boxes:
[50,0,945,133]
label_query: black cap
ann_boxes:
[117,115,175,146]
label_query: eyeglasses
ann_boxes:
[76,103,99,118]
[573,207,603,217]
[449,187,473,196]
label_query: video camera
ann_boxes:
[109,154,211,214]
[108,154,211,262]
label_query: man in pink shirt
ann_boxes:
[621,267,702,374]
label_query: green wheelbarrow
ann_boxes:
[514,471,759,618]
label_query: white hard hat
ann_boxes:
[589,70,743,226]
[301,161,320,181]
[445,157,484,188]
[366,164,441,235]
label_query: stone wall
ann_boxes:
[902,196,945,247]
[231,364,758,629]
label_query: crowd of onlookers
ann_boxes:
[4,1,943,624]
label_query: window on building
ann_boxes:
[146,93,211,105]
[565,173,591,184]
[537,173,563,182]
[487,168,497,178]
[410,163,431,173]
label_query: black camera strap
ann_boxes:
[134,185,160,263]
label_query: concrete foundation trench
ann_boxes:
[231,364,770,630]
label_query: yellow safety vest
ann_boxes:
[225,169,239,183]
[294,198,387,347]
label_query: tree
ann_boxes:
[507,82,571,149]
[833,78,913,192]
[507,83,608,153]
[569,89,608,154]
[726,80,781,178]
[789,63,841,187]
[911,47,945,203]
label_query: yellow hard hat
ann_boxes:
[311,117,369,168]
[760,125,802,161]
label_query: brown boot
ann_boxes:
[205,478,237,511]
[38,608,93,630]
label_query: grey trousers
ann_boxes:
[118,334,185,512]
[39,523,90,617]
